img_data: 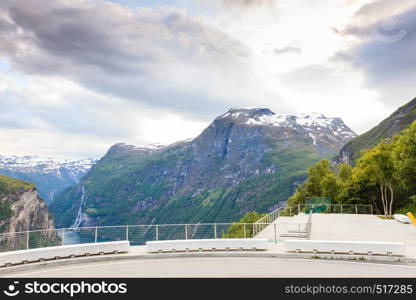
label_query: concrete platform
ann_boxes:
[310,214,416,247]
[2,213,416,277]
[6,256,416,278]
[256,213,416,257]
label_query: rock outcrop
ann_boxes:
[0,175,54,234]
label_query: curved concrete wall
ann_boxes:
[0,241,130,266]
[146,238,268,253]
[285,240,405,256]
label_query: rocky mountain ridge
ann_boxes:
[0,175,54,235]
[333,97,416,165]
[51,107,356,227]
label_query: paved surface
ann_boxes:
[4,257,416,278]
[2,213,416,277]
[310,214,416,257]
[257,213,416,256]
[310,214,416,246]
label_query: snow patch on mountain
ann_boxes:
[0,155,96,203]
[216,107,357,155]
[219,107,356,140]
[0,155,95,173]
[134,143,167,150]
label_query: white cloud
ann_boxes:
[0,70,208,158]
[0,0,414,158]
[136,114,207,146]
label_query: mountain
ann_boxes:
[0,175,54,234]
[0,155,96,204]
[50,108,356,227]
[333,97,416,165]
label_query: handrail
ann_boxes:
[255,207,284,224]
[257,203,373,221]
[252,203,373,236]
[0,204,373,253]
[0,222,272,239]
[0,204,372,237]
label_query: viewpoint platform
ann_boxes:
[2,212,416,278]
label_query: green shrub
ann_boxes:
[0,200,13,220]
[222,212,266,238]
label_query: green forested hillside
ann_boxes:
[287,122,416,217]
[334,97,416,165]
[51,136,322,227]
[0,175,35,196]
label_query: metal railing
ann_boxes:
[263,213,313,242]
[253,207,284,235]
[294,204,373,215]
[0,204,372,253]
[0,222,272,253]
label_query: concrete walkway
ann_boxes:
[2,242,416,277]
[2,213,416,277]
[310,214,416,245]
[5,256,416,278]
[256,213,416,257]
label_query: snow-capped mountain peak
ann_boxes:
[0,155,96,173]
[214,107,357,155]
[0,155,97,204]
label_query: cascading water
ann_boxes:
[71,185,86,229]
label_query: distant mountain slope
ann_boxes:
[0,175,54,234]
[51,108,356,227]
[333,97,416,165]
[0,156,96,204]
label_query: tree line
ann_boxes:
[286,122,416,217]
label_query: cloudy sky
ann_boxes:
[0,0,415,159]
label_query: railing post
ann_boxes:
[243,224,246,238]
[289,207,292,216]
[370,205,373,215]
[62,228,65,246]
[125,225,129,241]
[252,223,255,236]
[274,223,277,245]
[95,226,98,243]
[214,223,217,239]
[340,205,343,214]
[355,205,358,214]
[156,225,159,241]
[26,231,30,249]
[298,204,300,215]
[185,224,188,240]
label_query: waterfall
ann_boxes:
[71,185,86,229]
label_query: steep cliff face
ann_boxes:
[51,108,356,227]
[334,97,416,165]
[0,175,54,234]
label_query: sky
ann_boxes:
[0,0,415,159]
